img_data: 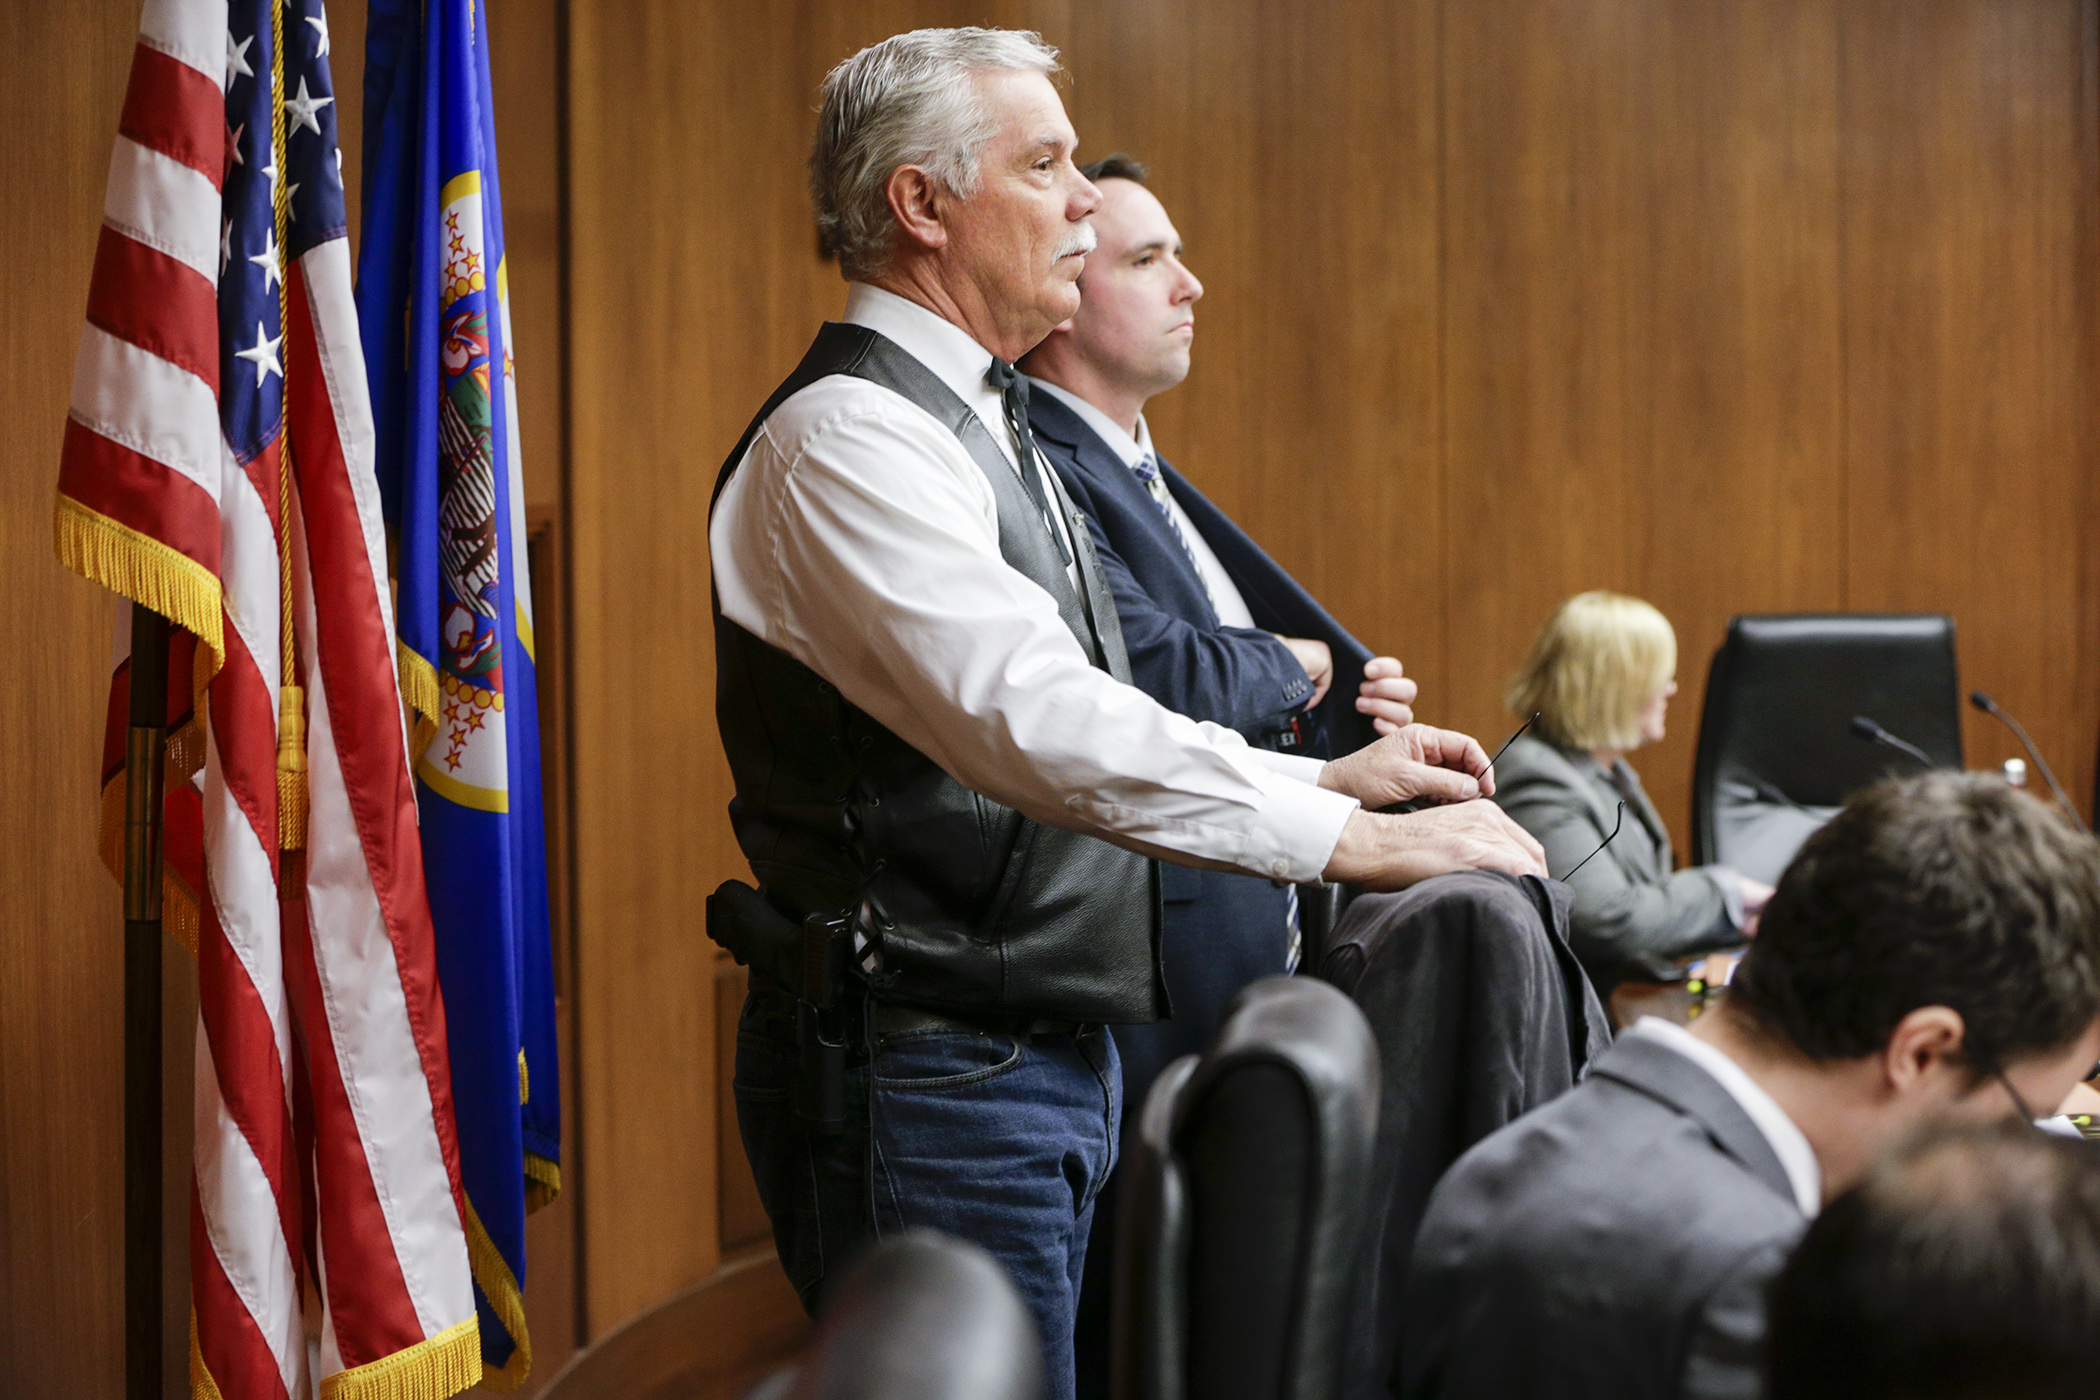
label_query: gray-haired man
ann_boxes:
[706,28,1543,1394]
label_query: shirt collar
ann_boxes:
[843,282,1011,447]
[1628,1016,1822,1217]
[1025,376,1155,469]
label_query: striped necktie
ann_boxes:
[1131,452,1305,970]
[1130,452,1206,577]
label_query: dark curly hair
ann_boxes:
[1728,770,2100,1069]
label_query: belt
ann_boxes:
[747,978,1092,1041]
[871,1004,1093,1041]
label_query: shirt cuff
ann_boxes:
[1235,765,1359,884]
[1241,747,1330,786]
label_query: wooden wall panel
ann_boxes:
[1061,0,1448,699]
[0,3,172,1393]
[1840,0,2100,809]
[1440,0,1848,853]
[567,0,789,1337]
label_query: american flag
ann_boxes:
[55,1,480,1395]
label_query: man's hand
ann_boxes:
[1356,656,1417,734]
[1277,636,1334,709]
[1319,723,1499,808]
[1322,803,1548,889]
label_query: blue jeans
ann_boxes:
[733,991,1122,1400]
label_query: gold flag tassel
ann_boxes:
[269,0,306,901]
[277,684,308,853]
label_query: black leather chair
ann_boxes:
[753,1231,1043,1400]
[1318,870,1611,1400]
[1110,975,1380,1400]
[1691,614,1962,883]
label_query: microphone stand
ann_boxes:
[1849,715,1936,769]
[1971,691,2091,835]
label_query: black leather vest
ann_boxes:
[710,323,1165,1023]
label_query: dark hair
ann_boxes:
[1729,771,2100,1069]
[1766,1121,2100,1400]
[1080,152,1148,185]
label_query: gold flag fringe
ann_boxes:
[523,1151,562,1214]
[319,1316,481,1400]
[398,643,442,763]
[463,1197,534,1391]
[55,494,224,680]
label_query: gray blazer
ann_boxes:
[1491,733,1741,986]
[1398,1033,1809,1400]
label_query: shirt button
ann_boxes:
[1271,859,1290,878]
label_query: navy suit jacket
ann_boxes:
[1034,386,1388,1397]
[1027,388,1378,760]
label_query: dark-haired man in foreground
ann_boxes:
[1766,1120,2100,1400]
[1401,772,2100,1400]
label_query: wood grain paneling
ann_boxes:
[1061,0,1449,699]
[1840,0,2100,809]
[1440,0,1848,852]
[567,0,765,1334]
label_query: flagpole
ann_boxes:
[122,603,169,1400]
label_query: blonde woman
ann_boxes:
[1495,592,1772,997]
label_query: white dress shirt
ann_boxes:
[1026,377,1260,630]
[710,283,1356,882]
[1628,1016,1822,1216]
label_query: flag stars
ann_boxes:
[249,230,281,292]
[220,216,234,276]
[286,76,334,138]
[226,32,254,87]
[305,6,331,57]
[227,122,245,166]
[235,321,284,388]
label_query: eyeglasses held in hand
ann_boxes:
[1556,800,1625,882]
[1486,712,1539,777]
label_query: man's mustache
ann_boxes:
[1055,223,1099,260]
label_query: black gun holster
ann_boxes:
[707,879,853,1134]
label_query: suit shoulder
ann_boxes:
[1491,736,1591,802]
[1417,1073,1799,1295]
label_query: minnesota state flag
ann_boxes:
[356,0,560,1385]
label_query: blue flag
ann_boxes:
[356,0,560,1385]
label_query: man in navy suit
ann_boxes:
[1021,154,1428,1391]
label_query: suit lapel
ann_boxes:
[1029,392,1224,628]
[1616,765,1675,868]
[1592,1034,1800,1209]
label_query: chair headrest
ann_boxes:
[788,1232,1043,1400]
[1698,612,1962,807]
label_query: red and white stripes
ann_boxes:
[56,3,479,1395]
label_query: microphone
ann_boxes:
[1849,715,1936,769]
[1745,774,1814,813]
[1971,691,2091,835]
